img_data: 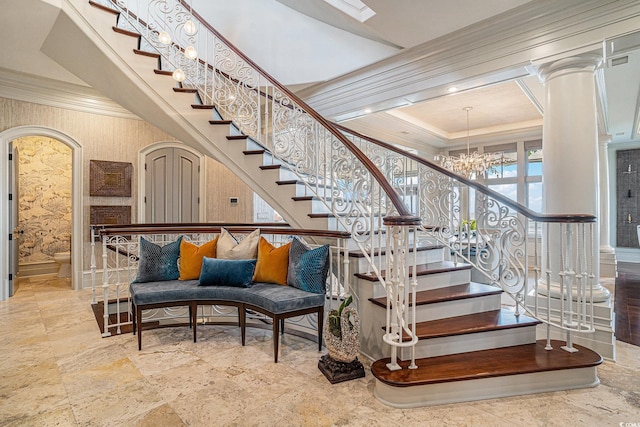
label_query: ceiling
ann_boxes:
[1,0,639,155]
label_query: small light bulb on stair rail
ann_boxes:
[158,30,172,45]
[184,19,197,36]
[172,68,186,82]
[184,46,198,60]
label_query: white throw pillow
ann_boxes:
[216,228,260,260]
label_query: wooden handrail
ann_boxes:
[334,123,596,224]
[91,223,352,239]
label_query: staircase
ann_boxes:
[351,248,601,406]
[52,0,603,407]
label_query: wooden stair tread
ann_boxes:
[133,49,160,58]
[173,87,198,93]
[209,120,233,125]
[192,104,214,109]
[243,150,265,155]
[369,282,502,309]
[276,180,300,185]
[112,27,140,38]
[89,0,119,15]
[154,69,172,76]
[399,309,540,341]
[292,195,316,201]
[348,245,443,258]
[371,340,602,387]
[227,135,248,140]
[355,261,471,282]
[260,164,281,170]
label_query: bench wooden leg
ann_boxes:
[137,304,143,351]
[132,302,137,335]
[280,318,285,335]
[273,315,280,363]
[317,306,324,352]
[239,304,246,346]
[191,302,197,343]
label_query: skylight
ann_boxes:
[323,0,376,23]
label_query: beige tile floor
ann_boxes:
[1,276,639,427]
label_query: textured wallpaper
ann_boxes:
[15,136,72,262]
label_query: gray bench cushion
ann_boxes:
[130,281,325,314]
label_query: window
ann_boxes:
[467,140,543,213]
[485,143,518,206]
[525,140,543,212]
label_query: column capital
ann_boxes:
[598,134,613,145]
[537,53,603,84]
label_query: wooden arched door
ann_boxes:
[144,147,201,223]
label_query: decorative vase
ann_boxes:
[323,306,360,363]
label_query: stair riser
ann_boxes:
[363,268,472,299]
[374,366,599,408]
[526,293,613,324]
[348,247,444,272]
[399,325,537,359]
[371,293,502,323]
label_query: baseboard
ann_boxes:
[19,261,59,277]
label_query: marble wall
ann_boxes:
[14,136,72,263]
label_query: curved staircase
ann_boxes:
[45,0,605,407]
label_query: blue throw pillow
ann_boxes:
[286,237,329,294]
[133,236,183,283]
[199,257,257,288]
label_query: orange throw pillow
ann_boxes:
[253,237,291,285]
[179,237,218,280]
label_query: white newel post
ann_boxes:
[535,53,615,359]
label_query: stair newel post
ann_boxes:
[544,223,553,350]
[114,238,122,335]
[385,224,401,371]
[409,224,418,370]
[588,223,595,332]
[101,234,111,337]
[382,215,422,371]
[562,223,578,353]
[90,226,97,304]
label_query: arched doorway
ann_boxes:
[0,126,83,300]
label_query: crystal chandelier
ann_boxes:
[435,107,502,178]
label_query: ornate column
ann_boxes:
[599,134,617,277]
[533,53,615,360]
[537,53,610,302]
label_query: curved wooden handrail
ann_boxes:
[334,123,596,224]
[91,223,352,239]
[174,1,416,222]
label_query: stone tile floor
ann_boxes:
[1,276,639,426]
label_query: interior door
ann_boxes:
[145,147,200,223]
[8,142,20,296]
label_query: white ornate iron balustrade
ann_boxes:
[340,127,598,348]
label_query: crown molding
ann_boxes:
[0,67,139,120]
[298,0,640,119]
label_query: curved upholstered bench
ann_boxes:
[130,278,325,362]
[91,224,351,363]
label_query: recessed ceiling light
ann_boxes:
[364,109,372,114]
[448,87,458,93]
